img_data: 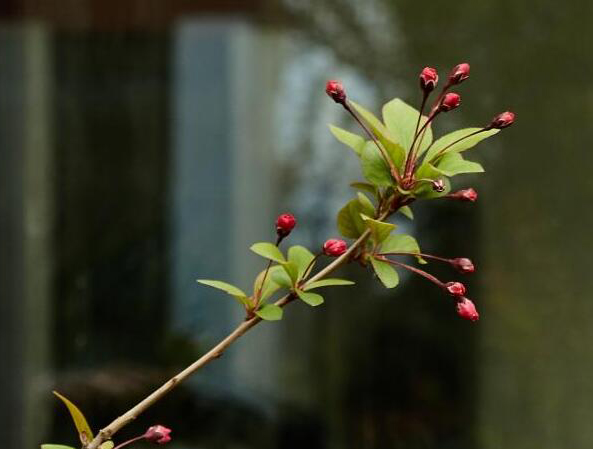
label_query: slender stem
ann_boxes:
[403,111,438,179]
[112,435,144,449]
[343,101,401,184]
[378,257,445,288]
[85,209,395,449]
[427,128,487,164]
[377,251,450,264]
[255,235,282,307]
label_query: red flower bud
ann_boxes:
[323,239,348,257]
[439,92,461,112]
[276,213,296,237]
[419,67,438,92]
[448,63,470,84]
[432,179,446,192]
[456,297,479,321]
[451,258,475,274]
[145,425,172,445]
[449,188,478,202]
[325,80,346,104]
[445,281,466,297]
[490,111,515,129]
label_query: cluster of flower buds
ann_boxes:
[144,425,172,445]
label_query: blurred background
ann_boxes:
[1,1,592,448]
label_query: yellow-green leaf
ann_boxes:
[52,391,94,444]
[41,445,76,449]
[100,442,115,449]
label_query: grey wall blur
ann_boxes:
[1,1,592,449]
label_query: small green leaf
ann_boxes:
[361,215,396,244]
[250,242,286,263]
[349,100,393,143]
[361,142,394,187]
[357,192,375,216]
[329,125,365,156]
[370,258,399,288]
[434,152,484,176]
[398,205,414,220]
[296,289,324,306]
[350,182,379,199]
[337,199,366,239]
[424,127,499,162]
[382,98,432,155]
[379,234,425,263]
[413,163,451,199]
[53,391,94,445]
[304,278,355,290]
[197,279,247,297]
[41,445,76,449]
[282,261,300,284]
[100,443,115,449]
[271,268,293,288]
[256,304,283,321]
[288,245,315,279]
[253,266,283,301]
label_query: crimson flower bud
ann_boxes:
[451,258,475,274]
[456,297,479,321]
[449,188,478,202]
[448,63,470,85]
[490,111,515,129]
[144,425,172,445]
[325,80,346,104]
[432,179,446,192]
[439,92,461,112]
[445,281,466,297]
[276,213,296,237]
[419,67,438,92]
[323,239,348,257]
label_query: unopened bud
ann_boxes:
[323,239,348,257]
[456,297,479,321]
[439,92,461,112]
[325,80,346,104]
[432,179,446,192]
[451,258,475,274]
[445,281,466,296]
[489,111,515,129]
[276,213,296,238]
[145,425,172,445]
[448,188,478,202]
[448,63,470,85]
[419,67,438,92]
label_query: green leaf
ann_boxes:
[41,445,77,449]
[361,142,394,187]
[250,242,286,263]
[271,268,293,288]
[282,261,300,284]
[382,98,432,155]
[357,192,375,216]
[398,205,414,220]
[288,245,315,279]
[424,127,499,162]
[337,199,366,239]
[296,289,324,306]
[53,391,94,445]
[349,100,393,142]
[370,258,400,288]
[350,182,379,199]
[413,163,451,199]
[383,139,407,171]
[197,279,246,297]
[304,278,355,290]
[256,304,283,321]
[361,215,396,244]
[434,152,484,176]
[329,125,365,156]
[253,266,283,301]
[100,443,115,449]
[380,234,421,254]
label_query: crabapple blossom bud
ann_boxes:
[445,281,466,296]
[432,179,446,192]
[145,425,172,445]
[323,239,348,257]
[276,213,296,237]
[448,63,470,84]
[490,111,516,129]
[449,188,478,202]
[439,92,461,112]
[419,67,438,92]
[325,80,346,104]
[452,258,475,274]
[456,297,479,321]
